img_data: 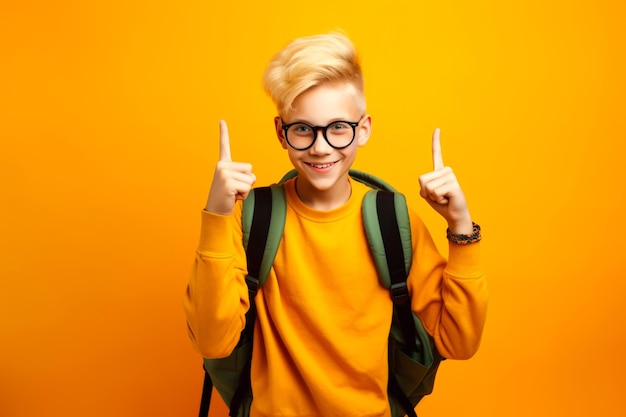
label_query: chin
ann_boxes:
[303,172,348,192]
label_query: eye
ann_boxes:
[293,123,312,133]
[328,122,350,132]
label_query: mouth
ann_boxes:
[305,161,338,169]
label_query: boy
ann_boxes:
[184,32,487,416]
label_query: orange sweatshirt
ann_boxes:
[184,178,488,417]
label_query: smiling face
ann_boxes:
[275,81,371,210]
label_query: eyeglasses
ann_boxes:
[281,117,363,150]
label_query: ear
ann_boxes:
[356,114,372,147]
[274,116,288,149]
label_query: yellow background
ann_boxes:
[2,1,625,416]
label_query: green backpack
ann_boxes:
[198,169,443,417]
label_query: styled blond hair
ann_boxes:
[262,32,365,117]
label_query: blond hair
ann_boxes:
[262,32,365,117]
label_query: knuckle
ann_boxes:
[215,161,230,171]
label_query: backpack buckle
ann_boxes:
[245,275,259,297]
[390,282,409,305]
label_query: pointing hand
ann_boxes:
[418,128,473,234]
[205,120,256,215]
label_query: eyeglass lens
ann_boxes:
[285,121,355,150]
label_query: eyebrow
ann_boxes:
[283,117,356,125]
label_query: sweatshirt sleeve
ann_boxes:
[183,203,250,359]
[407,211,488,360]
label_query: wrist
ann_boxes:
[447,222,482,245]
[446,216,474,235]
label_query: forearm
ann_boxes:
[437,242,488,359]
[409,217,488,360]
[183,209,250,358]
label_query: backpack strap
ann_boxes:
[199,186,287,417]
[362,190,419,417]
[361,190,412,294]
[229,185,287,416]
[241,185,287,290]
[198,366,213,417]
[349,169,399,193]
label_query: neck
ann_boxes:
[295,178,352,211]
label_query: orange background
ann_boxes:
[1,1,625,416]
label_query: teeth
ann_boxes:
[310,163,333,168]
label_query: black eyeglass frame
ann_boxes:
[280,117,363,151]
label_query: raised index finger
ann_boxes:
[219,119,232,162]
[432,128,444,171]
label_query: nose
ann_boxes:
[310,128,332,154]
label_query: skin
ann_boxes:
[419,128,474,234]
[204,119,257,216]
[274,82,371,210]
[205,82,474,234]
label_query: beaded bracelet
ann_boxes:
[446,222,482,245]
